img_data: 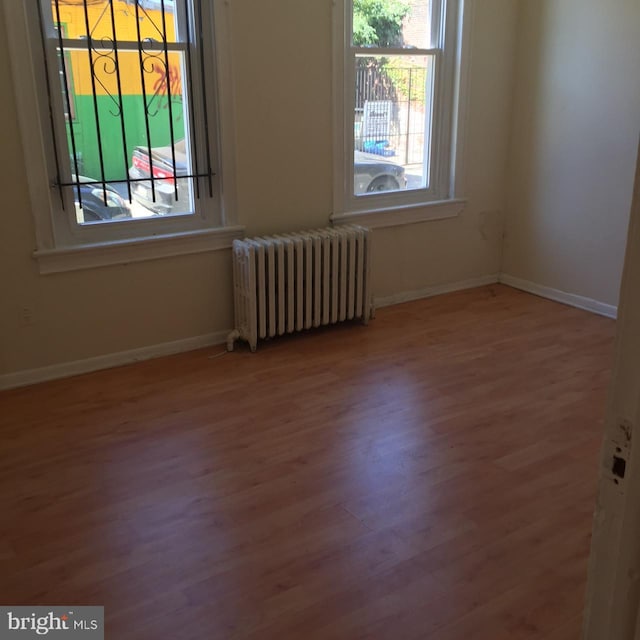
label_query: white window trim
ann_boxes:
[332,0,474,229]
[34,226,245,274]
[3,0,244,274]
[331,198,465,229]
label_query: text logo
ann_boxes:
[0,607,103,639]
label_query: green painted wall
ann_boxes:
[66,95,185,181]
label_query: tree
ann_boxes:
[352,0,410,48]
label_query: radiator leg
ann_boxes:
[363,299,376,325]
[226,330,240,352]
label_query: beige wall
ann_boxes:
[502,0,640,307]
[0,0,519,378]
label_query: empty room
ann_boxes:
[1,0,639,638]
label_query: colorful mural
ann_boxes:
[55,0,186,180]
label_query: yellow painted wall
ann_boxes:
[55,1,180,96]
[56,0,177,41]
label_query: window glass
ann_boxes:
[54,0,181,45]
[354,54,434,195]
[47,0,199,225]
[352,0,434,49]
[343,0,455,206]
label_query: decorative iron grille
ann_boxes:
[37,0,214,212]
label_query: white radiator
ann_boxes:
[227,225,372,352]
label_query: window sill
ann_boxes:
[331,198,466,229]
[34,226,246,274]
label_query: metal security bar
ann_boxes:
[39,0,215,212]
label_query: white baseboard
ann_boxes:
[0,330,230,391]
[499,274,618,319]
[374,274,500,309]
[1,273,617,391]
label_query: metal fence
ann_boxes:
[355,63,429,166]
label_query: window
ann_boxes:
[333,0,467,223]
[4,0,241,272]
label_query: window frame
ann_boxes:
[3,0,243,273]
[332,0,471,227]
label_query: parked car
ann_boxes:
[73,176,131,223]
[354,150,407,195]
[129,140,190,215]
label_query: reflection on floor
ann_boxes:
[0,285,615,639]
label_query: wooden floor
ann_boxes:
[0,285,616,639]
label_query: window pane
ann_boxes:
[354,54,434,196]
[52,0,180,45]
[352,0,434,49]
[58,45,194,224]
